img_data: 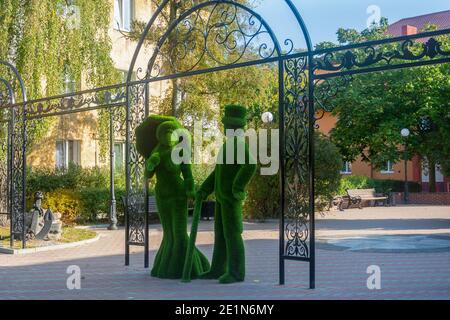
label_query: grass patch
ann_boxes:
[0,226,97,249]
[0,227,10,246]
[59,227,97,243]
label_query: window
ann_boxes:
[340,161,352,174]
[381,160,394,174]
[114,142,125,169]
[114,0,134,31]
[422,160,445,183]
[56,141,66,169]
[62,65,76,94]
[56,140,81,169]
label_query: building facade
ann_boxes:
[27,0,165,171]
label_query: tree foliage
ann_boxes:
[0,0,121,151]
[1,0,119,97]
[317,21,450,190]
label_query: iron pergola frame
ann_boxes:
[0,0,448,288]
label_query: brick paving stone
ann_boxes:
[0,205,449,299]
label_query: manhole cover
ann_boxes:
[318,235,450,252]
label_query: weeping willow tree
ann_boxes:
[0,0,121,149]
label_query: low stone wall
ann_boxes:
[393,192,450,205]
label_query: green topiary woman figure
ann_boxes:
[135,115,210,279]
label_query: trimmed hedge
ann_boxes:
[27,164,111,192]
[338,175,421,195]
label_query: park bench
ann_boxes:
[121,195,158,217]
[122,195,212,221]
[344,189,388,209]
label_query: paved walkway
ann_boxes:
[1,206,449,299]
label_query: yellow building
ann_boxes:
[28,0,165,170]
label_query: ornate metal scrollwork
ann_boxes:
[10,106,26,241]
[110,105,127,137]
[144,1,293,80]
[313,35,450,75]
[126,83,147,245]
[313,75,353,126]
[283,57,310,259]
[0,109,9,218]
[0,62,27,246]
[25,86,126,119]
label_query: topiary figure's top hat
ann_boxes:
[221,104,248,128]
[135,115,182,158]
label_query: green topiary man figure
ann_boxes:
[135,115,210,279]
[197,105,257,284]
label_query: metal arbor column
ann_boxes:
[0,61,27,249]
[125,82,149,267]
[280,55,315,288]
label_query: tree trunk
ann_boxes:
[171,78,182,117]
[428,158,437,193]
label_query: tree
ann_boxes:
[127,0,277,123]
[317,21,450,192]
[314,132,343,212]
[0,0,121,147]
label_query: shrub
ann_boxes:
[244,133,343,220]
[314,132,343,212]
[337,175,372,195]
[243,170,279,221]
[79,187,126,223]
[42,189,82,225]
[338,175,421,195]
[371,179,421,193]
[36,187,127,225]
[26,164,128,224]
[27,164,112,193]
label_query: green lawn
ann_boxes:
[0,226,96,249]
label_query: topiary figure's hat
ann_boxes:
[135,115,182,158]
[222,104,248,128]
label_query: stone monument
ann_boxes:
[24,191,63,241]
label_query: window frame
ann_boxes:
[340,161,352,175]
[380,160,395,174]
[114,0,134,32]
[55,140,81,169]
[114,141,126,169]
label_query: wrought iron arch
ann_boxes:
[144,1,283,79]
[124,0,318,288]
[1,1,446,290]
[127,0,314,80]
[0,61,27,102]
[0,61,27,249]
